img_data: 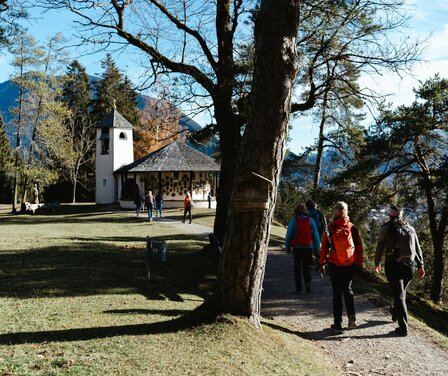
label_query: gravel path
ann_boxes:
[157,217,448,375]
[261,249,448,376]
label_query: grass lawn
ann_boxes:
[0,204,338,376]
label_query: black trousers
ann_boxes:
[292,248,313,291]
[183,206,192,223]
[329,263,356,324]
[385,260,415,333]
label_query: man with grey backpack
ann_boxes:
[374,204,425,336]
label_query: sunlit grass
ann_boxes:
[0,204,337,376]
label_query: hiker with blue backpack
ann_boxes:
[306,200,325,240]
[285,203,321,293]
[374,204,425,337]
[319,201,363,333]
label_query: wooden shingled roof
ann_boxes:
[115,140,220,173]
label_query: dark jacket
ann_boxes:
[374,220,424,267]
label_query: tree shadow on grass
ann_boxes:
[0,305,218,345]
[103,308,190,316]
[0,211,151,226]
[0,238,216,301]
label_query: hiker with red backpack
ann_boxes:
[374,204,425,337]
[285,203,321,294]
[319,201,363,333]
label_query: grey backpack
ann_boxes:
[393,224,416,264]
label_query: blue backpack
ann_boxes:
[309,208,325,238]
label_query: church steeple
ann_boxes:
[95,108,134,204]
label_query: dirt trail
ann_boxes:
[158,217,448,375]
[261,250,448,376]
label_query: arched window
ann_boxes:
[119,132,127,140]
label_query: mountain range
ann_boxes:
[0,77,203,146]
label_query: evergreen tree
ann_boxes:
[0,0,27,50]
[18,33,69,204]
[8,32,73,208]
[62,60,95,202]
[8,32,41,212]
[0,114,14,202]
[92,54,140,127]
[332,76,448,303]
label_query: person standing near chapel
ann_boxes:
[285,203,321,294]
[207,191,212,209]
[319,201,363,333]
[374,204,425,337]
[182,191,193,224]
[134,186,143,216]
[155,191,163,218]
[145,190,155,221]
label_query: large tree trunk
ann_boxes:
[213,100,242,243]
[415,140,446,303]
[431,231,445,303]
[212,1,242,243]
[429,202,447,303]
[214,0,300,327]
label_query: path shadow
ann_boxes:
[263,320,400,343]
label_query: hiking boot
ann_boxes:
[305,284,311,293]
[330,324,343,334]
[348,315,357,329]
[389,306,397,322]
[395,327,408,337]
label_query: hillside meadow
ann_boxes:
[0,204,339,376]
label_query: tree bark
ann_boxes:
[214,0,300,326]
[213,99,241,242]
[414,138,446,303]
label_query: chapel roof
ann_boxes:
[96,109,133,129]
[114,140,220,173]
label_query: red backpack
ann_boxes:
[290,217,312,247]
[331,223,355,265]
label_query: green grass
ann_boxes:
[0,204,338,376]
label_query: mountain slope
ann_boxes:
[0,77,204,147]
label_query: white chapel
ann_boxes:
[95,109,220,208]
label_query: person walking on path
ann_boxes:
[319,201,363,333]
[134,186,143,216]
[182,191,193,224]
[155,191,163,218]
[285,203,321,294]
[145,191,155,221]
[305,199,325,240]
[374,204,425,337]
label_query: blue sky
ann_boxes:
[0,1,447,153]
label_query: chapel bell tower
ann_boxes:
[95,109,134,204]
